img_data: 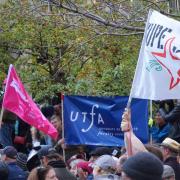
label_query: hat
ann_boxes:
[76,161,93,174]
[90,147,112,156]
[122,152,163,180]
[32,141,41,151]
[162,165,175,178]
[94,155,116,170]
[38,145,51,159]
[16,153,27,171]
[1,146,17,159]
[161,137,180,153]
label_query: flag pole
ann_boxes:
[150,100,153,144]
[61,93,66,162]
[124,10,153,156]
[0,107,4,128]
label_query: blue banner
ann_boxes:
[63,96,148,146]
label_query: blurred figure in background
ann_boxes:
[158,100,180,143]
[151,111,170,143]
[161,138,180,180]
[28,166,58,180]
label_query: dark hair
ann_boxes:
[46,153,63,161]
[37,166,51,180]
[145,144,163,161]
[28,166,53,180]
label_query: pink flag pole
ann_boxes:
[61,93,66,162]
[0,107,4,128]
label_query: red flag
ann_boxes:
[2,64,58,139]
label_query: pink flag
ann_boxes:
[2,64,58,139]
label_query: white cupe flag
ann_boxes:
[131,10,180,100]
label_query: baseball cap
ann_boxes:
[94,155,116,170]
[1,146,17,159]
[162,165,175,178]
[161,138,180,153]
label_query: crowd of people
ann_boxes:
[0,82,180,179]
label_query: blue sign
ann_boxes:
[63,96,148,146]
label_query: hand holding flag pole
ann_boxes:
[121,108,133,157]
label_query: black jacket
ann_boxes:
[159,104,180,143]
[164,156,180,180]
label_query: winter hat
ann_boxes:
[122,152,163,180]
[16,153,27,171]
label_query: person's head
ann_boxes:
[122,152,163,180]
[0,146,17,162]
[28,166,58,180]
[44,153,63,167]
[116,154,127,175]
[145,144,163,161]
[68,158,85,176]
[160,138,180,160]
[38,146,52,166]
[50,115,62,132]
[76,161,93,178]
[155,111,166,126]
[93,155,117,177]
[162,165,175,180]
[0,161,8,180]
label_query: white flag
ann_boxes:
[131,10,180,100]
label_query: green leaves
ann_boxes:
[0,1,145,102]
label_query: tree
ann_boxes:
[0,0,179,102]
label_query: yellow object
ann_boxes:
[148,118,154,127]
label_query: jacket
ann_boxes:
[164,156,180,180]
[7,162,28,180]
